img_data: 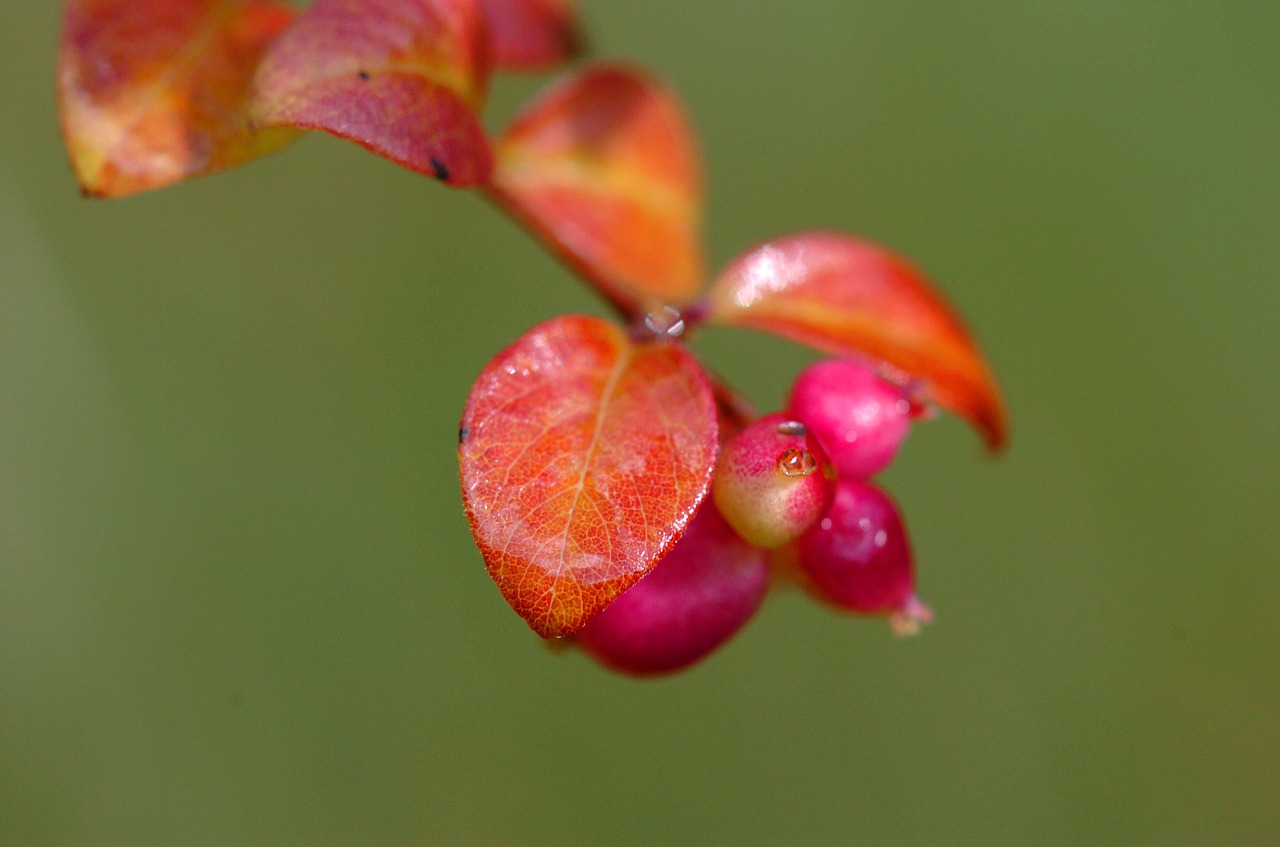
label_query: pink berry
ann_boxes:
[787,359,915,478]
[797,479,931,635]
[574,503,769,675]
[712,413,835,549]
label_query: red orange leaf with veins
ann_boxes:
[490,64,704,315]
[459,315,718,637]
[707,233,1008,450]
[58,0,296,198]
[251,0,492,186]
[481,0,581,71]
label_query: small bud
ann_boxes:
[787,359,916,478]
[797,479,930,633]
[712,413,835,549]
[574,504,769,675]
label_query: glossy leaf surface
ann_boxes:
[459,315,718,637]
[481,0,581,71]
[251,0,492,186]
[707,233,1008,449]
[490,64,704,315]
[58,0,296,198]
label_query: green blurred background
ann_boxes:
[2,2,1277,844]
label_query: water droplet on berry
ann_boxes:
[714,413,834,548]
[778,448,817,477]
[776,420,807,437]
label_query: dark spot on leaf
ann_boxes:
[357,70,370,81]
[429,157,450,181]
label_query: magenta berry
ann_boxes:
[797,479,931,634]
[787,358,915,478]
[712,412,835,549]
[574,504,769,676]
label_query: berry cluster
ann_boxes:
[574,358,931,676]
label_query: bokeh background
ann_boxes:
[2,2,1277,844]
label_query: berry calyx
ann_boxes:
[573,503,769,676]
[796,478,931,634]
[787,358,917,479]
[712,413,835,549]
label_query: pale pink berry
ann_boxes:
[787,359,915,478]
[797,479,931,635]
[574,504,769,675]
[712,413,835,549]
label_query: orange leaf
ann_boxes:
[459,315,718,637]
[480,0,582,71]
[58,0,297,198]
[489,64,705,315]
[706,233,1008,449]
[250,0,492,186]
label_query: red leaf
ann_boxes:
[58,0,297,198]
[480,0,582,71]
[489,64,705,315]
[250,0,492,186]
[459,315,719,637]
[706,233,1008,449]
